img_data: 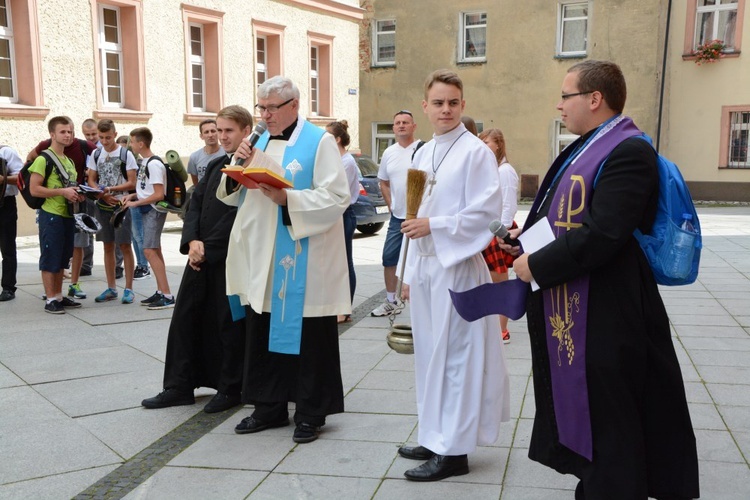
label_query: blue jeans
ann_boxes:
[343,206,357,303]
[129,205,148,268]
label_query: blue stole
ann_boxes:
[254,121,323,355]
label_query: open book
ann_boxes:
[221,150,293,190]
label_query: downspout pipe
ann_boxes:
[656,0,673,152]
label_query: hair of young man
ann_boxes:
[257,76,300,101]
[478,128,507,163]
[82,118,97,129]
[216,105,254,130]
[97,119,116,134]
[326,120,351,148]
[424,69,464,100]
[198,119,217,134]
[568,60,627,114]
[130,127,153,148]
[116,135,129,145]
[47,115,73,133]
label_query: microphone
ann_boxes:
[234,121,267,167]
[489,219,521,247]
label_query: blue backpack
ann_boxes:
[597,135,701,286]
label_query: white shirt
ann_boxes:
[377,139,421,219]
[137,156,167,211]
[1,146,24,197]
[87,145,138,195]
[497,158,519,227]
[341,152,359,205]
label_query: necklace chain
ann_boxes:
[431,130,468,176]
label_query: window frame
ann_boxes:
[98,4,124,108]
[0,0,18,104]
[188,22,206,112]
[372,18,396,67]
[252,19,285,108]
[372,122,395,163]
[553,118,579,159]
[307,31,333,120]
[458,11,487,63]
[684,0,745,57]
[720,105,750,169]
[256,34,268,87]
[181,4,224,122]
[556,1,589,57]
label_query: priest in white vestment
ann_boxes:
[217,76,351,444]
[398,69,511,481]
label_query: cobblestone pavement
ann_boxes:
[1,207,749,499]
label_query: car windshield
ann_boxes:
[355,156,379,178]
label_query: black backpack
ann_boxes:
[18,150,72,209]
[144,156,186,211]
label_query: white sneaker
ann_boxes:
[371,299,402,317]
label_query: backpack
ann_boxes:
[18,150,72,209]
[411,140,426,162]
[144,156,186,212]
[596,135,701,286]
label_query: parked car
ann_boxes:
[352,153,390,234]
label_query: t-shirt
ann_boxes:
[377,140,421,219]
[87,145,138,196]
[34,138,97,185]
[1,146,24,197]
[137,156,167,211]
[28,150,77,217]
[187,146,225,182]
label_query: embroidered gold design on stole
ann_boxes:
[548,174,586,366]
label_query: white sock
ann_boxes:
[386,292,396,303]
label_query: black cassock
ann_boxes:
[162,154,245,395]
[525,136,699,499]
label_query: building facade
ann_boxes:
[1,0,363,234]
[359,0,749,201]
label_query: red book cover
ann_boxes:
[221,166,293,190]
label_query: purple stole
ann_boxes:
[538,115,641,461]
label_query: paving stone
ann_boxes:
[698,460,750,499]
[168,433,295,471]
[124,466,264,500]
[250,473,380,500]
[706,383,750,406]
[694,429,745,462]
[344,387,417,415]
[375,478,502,500]
[276,440,396,478]
[0,465,117,500]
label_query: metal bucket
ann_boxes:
[387,324,414,354]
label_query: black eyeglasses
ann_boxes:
[394,110,413,118]
[560,91,594,101]
[255,98,294,114]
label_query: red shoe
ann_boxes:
[502,330,511,344]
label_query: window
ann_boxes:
[0,0,17,102]
[720,106,750,168]
[695,0,739,50]
[188,24,205,111]
[557,2,588,56]
[372,19,395,66]
[308,32,332,118]
[182,5,224,120]
[372,122,395,163]
[553,119,578,159]
[684,1,745,56]
[92,1,148,120]
[459,12,487,62]
[99,5,123,107]
[253,20,284,99]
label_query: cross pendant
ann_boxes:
[428,176,437,195]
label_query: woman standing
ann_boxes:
[479,128,519,343]
[326,120,359,324]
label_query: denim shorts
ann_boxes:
[142,208,167,249]
[38,209,75,272]
[94,205,133,245]
[382,215,405,267]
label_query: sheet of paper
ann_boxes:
[518,219,555,291]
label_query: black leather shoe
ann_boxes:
[0,290,15,301]
[292,422,319,443]
[398,445,435,460]
[204,393,242,414]
[234,416,289,434]
[404,454,469,482]
[142,388,195,409]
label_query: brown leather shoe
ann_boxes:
[404,454,469,481]
[398,445,435,460]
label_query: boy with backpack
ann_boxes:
[27,116,85,314]
[123,127,174,310]
[87,119,138,304]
